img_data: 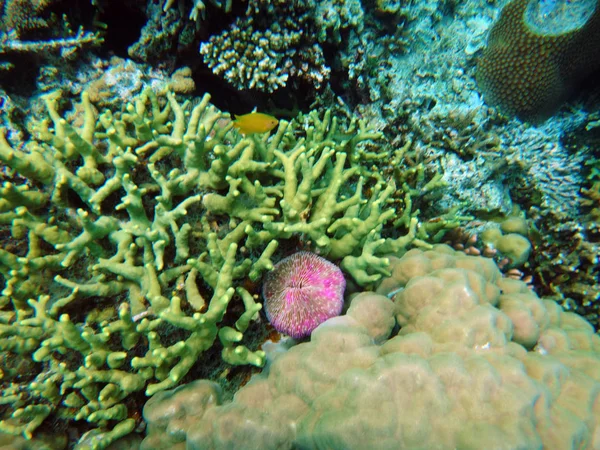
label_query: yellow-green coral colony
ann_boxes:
[0,89,425,446]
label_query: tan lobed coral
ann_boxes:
[141,245,600,449]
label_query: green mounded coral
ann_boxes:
[0,89,430,447]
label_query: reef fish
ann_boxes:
[233,112,279,135]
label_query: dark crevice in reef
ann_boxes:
[94,1,147,58]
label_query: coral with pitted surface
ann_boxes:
[476,0,600,121]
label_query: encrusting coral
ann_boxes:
[0,89,427,447]
[141,246,600,449]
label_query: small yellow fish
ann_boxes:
[233,112,279,135]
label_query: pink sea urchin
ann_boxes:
[262,251,346,339]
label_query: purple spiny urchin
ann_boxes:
[262,251,346,339]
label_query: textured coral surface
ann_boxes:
[477,0,600,121]
[142,246,600,449]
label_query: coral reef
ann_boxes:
[339,0,520,218]
[0,89,430,446]
[528,210,600,329]
[127,0,194,65]
[445,215,533,270]
[0,0,598,448]
[141,246,600,449]
[480,221,531,267]
[0,0,59,38]
[581,113,600,221]
[82,58,196,107]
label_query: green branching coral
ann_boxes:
[0,89,426,446]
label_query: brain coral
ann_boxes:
[141,245,600,450]
[476,0,600,121]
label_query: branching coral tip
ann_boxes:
[262,251,346,339]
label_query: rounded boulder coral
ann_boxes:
[476,0,600,121]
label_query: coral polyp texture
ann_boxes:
[141,246,600,449]
[200,0,330,92]
[476,0,600,121]
[0,88,423,446]
[262,252,345,339]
